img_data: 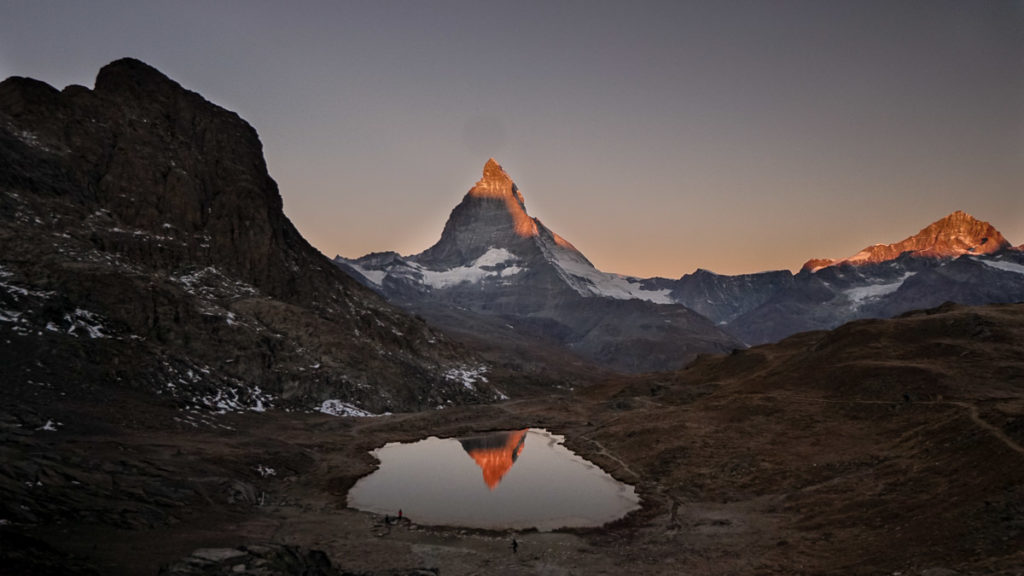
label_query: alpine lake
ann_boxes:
[347,428,640,531]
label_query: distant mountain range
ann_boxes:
[338,160,1024,362]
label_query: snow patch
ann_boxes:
[0,266,54,301]
[978,259,1024,276]
[0,309,24,324]
[444,365,489,390]
[255,465,276,478]
[344,262,388,286]
[189,384,273,414]
[419,248,523,288]
[172,266,259,299]
[843,273,916,309]
[540,240,673,303]
[64,308,108,338]
[36,420,60,432]
[318,400,379,417]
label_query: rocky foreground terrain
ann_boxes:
[2,301,1022,575]
[2,59,1023,575]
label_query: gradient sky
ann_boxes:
[2,1,1021,277]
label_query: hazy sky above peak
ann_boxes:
[1,0,1021,277]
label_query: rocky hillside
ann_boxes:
[576,301,1024,574]
[0,58,504,416]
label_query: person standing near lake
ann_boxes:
[512,538,518,554]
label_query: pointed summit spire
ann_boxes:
[482,157,504,178]
[470,158,517,199]
[467,159,537,237]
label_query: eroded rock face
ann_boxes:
[0,58,501,414]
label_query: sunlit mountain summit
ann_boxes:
[802,210,1011,272]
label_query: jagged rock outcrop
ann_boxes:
[0,58,502,414]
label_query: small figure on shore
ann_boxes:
[512,538,518,554]
[398,508,403,520]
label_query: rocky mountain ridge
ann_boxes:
[802,210,1011,272]
[0,58,504,417]
[340,162,1024,352]
[717,211,1024,344]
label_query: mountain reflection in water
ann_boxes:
[346,428,640,531]
[458,429,528,490]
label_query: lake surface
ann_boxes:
[347,428,640,531]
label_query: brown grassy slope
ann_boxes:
[577,302,1024,574]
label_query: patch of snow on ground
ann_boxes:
[64,308,108,338]
[444,365,489,390]
[36,420,60,431]
[0,309,23,323]
[172,266,259,299]
[0,266,54,301]
[187,382,274,414]
[255,465,276,477]
[979,259,1024,275]
[318,399,378,417]
[419,248,523,288]
[843,273,916,308]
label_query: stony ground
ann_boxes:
[3,303,1024,575]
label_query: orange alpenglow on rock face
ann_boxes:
[468,159,539,238]
[802,210,1012,272]
[458,429,528,490]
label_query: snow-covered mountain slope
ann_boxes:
[355,158,673,304]
[336,159,740,373]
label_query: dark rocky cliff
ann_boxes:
[0,58,501,415]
